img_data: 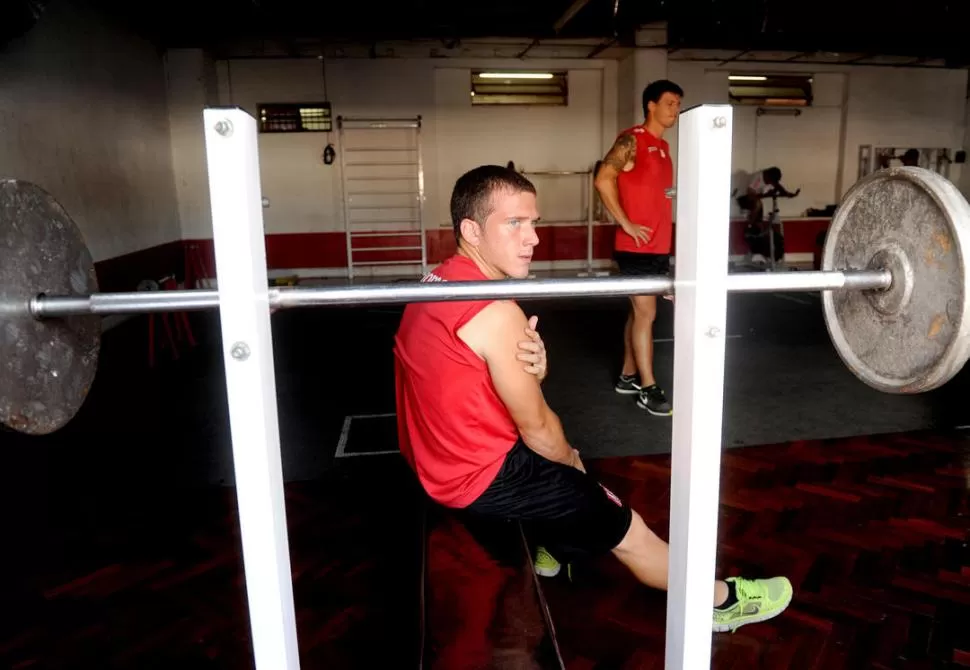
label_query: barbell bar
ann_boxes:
[3,163,970,437]
[28,269,892,318]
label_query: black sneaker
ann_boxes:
[637,384,673,416]
[614,374,641,395]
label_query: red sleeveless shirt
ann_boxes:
[614,125,674,255]
[393,254,518,508]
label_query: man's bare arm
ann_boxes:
[594,134,651,246]
[594,134,636,227]
[458,301,579,468]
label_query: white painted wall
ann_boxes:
[165,49,219,242]
[842,67,967,193]
[0,2,180,261]
[617,54,636,134]
[201,57,618,238]
[199,53,969,239]
[434,67,610,225]
[667,60,968,217]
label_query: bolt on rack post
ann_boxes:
[337,116,426,280]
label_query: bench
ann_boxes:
[419,501,564,669]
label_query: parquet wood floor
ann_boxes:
[3,432,968,668]
[540,431,970,669]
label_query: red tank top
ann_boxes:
[614,126,674,255]
[393,254,519,508]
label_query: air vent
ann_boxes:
[257,103,333,133]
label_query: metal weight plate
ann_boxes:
[0,179,101,434]
[821,167,970,393]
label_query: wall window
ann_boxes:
[258,103,333,133]
[728,74,813,107]
[470,71,568,106]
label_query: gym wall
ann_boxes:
[0,1,182,291]
[5,1,970,285]
[173,57,619,276]
[174,54,970,277]
[667,60,968,219]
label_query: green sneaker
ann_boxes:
[533,546,561,577]
[712,576,793,633]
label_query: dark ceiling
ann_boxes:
[7,0,970,66]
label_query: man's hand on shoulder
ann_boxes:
[458,301,575,467]
[517,315,548,383]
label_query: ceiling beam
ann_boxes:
[553,0,595,33]
[586,38,616,58]
[517,38,540,58]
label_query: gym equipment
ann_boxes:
[1,189,896,436]
[336,116,426,280]
[0,179,100,435]
[821,166,970,393]
[3,105,970,670]
[7,163,965,434]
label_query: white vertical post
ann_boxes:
[202,108,301,670]
[586,170,595,275]
[665,104,733,670]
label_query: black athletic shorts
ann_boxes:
[466,441,633,562]
[613,251,671,277]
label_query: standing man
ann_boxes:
[594,79,683,416]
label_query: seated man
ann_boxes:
[394,164,793,634]
[738,167,797,224]
[737,167,798,262]
[900,149,920,167]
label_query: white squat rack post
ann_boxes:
[665,104,733,670]
[202,108,301,670]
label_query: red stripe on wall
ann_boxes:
[93,240,184,292]
[92,219,831,291]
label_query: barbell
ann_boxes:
[2,165,970,436]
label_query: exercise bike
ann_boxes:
[738,187,800,272]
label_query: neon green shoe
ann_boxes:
[712,576,793,633]
[533,546,561,577]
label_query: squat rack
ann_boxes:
[19,105,899,670]
[203,104,733,670]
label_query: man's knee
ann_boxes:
[630,295,657,322]
[612,508,644,554]
[612,508,663,555]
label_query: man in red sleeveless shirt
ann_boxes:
[394,165,793,634]
[595,80,683,417]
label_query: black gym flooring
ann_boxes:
[6,287,970,491]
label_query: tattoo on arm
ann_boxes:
[604,134,636,171]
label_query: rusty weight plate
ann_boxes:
[821,167,970,393]
[0,179,101,435]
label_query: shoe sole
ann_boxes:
[712,591,793,633]
[637,399,673,416]
[615,386,640,395]
[534,565,561,577]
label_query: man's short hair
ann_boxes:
[764,167,782,183]
[450,165,536,242]
[642,79,684,118]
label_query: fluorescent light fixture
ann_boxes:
[478,72,554,79]
[729,75,768,81]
